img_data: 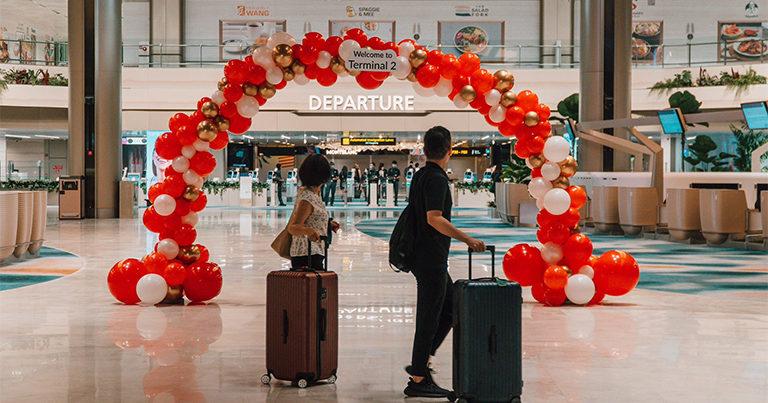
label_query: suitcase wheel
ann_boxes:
[297,379,309,389]
[260,374,271,385]
[326,374,337,384]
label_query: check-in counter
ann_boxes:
[699,189,748,245]
[618,187,659,235]
[0,190,47,262]
[665,188,702,241]
[590,186,621,233]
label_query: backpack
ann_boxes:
[388,204,416,273]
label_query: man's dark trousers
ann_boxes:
[409,267,453,377]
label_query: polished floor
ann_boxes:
[0,207,766,402]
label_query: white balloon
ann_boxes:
[338,39,360,61]
[433,77,453,96]
[153,194,176,216]
[412,81,434,97]
[489,105,507,123]
[543,136,571,163]
[252,47,276,69]
[266,67,284,85]
[293,73,309,85]
[527,177,552,199]
[398,41,415,58]
[211,90,225,105]
[579,265,595,279]
[136,274,168,306]
[541,242,563,265]
[181,212,199,226]
[171,156,189,173]
[266,32,296,49]
[136,307,168,340]
[536,197,545,210]
[485,89,502,106]
[156,238,179,260]
[543,188,571,215]
[193,139,210,152]
[541,162,562,181]
[316,50,332,69]
[181,145,196,159]
[392,56,412,80]
[183,169,202,186]
[565,274,596,305]
[236,95,260,117]
[453,96,469,109]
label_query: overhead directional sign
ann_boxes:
[344,49,398,72]
[341,137,397,146]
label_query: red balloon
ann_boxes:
[155,132,181,160]
[219,101,237,118]
[344,28,368,46]
[255,94,267,106]
[593,250,640,296]
[196,245,210,264]
[316,68,338,87]
[163,173,186,198]
[516,90,539,111]
[537,103,552,120]
[189,110,206,125]
[484,114,500,127]
[173,224,197,246]
[542,284,567,306]
[370,70,390,81]
[534,120,552,137]
[184,262,223,302]
[209,131,229,150]
[274,80,287,90]
[531,167,542,178]
[562,233,593,270]
[543,265,569,290]
[143,207,165,233]
[173,199,191,218]
[228,114,251,134]
[427,50,443,66]
[458,52,481,75]
[470,69,494,94]
[107,258,147,305]
[147,183,163,203]
[366,36,385,50]
[440,55,460,79]
[514,140,532,159]
[190,152,216,176]
[168,113,189,133]
[247,64,266,85]
[356,72,384,90]
[162,261,186,287]
[303,32,326,49]
[567,186,587,209]
[222,83,243,103]
[531,282,546,303]
[416,64,441,88]
[502,244,547,286]
[175,125,197,146]
[505,106,525,126]
[223,59,248,84]
[190,192,207,212]
[537,222,570,245]
[469,95,488,110]
[143,252,168,275]
[303,62,319,80]
[298,44,319,65]
[526,135,546,155]
[451,74,470,92]
[588,291,605,305]
[497,120,518,137]
[324,35,343,57]
[536,209,557,227]
[161,213,182,234]
[196,97,212,112]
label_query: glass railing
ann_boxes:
[0,38,766,69]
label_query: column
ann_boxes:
[94,0,123,218]
[611,0,633,171]
[151,0,183,65]
[0,137,6,180]
[578,0,604,171]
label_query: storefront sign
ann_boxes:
[236,5,270,16]
[308,95,415,111]
[345,5,381,17]
[341,137,397,146]
[454,4,490,17]
[345,48,397,72]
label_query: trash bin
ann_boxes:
[59,176,85,219]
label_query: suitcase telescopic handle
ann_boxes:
[467,245,496,280]
[305,235,329,268]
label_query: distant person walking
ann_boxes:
[273,164,285,206]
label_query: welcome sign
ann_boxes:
[344,49,398,72]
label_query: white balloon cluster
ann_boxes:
[526,136,572,215]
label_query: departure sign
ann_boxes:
[344,49,398,72]
[341,137,397,146]
[452,147,488,157]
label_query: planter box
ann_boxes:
[635,84,768,111]
[0,84,68,108]
[455,188,493,208]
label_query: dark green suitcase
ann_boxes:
[451,246,523,403]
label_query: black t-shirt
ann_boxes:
[388,167,401,181]
[408,161,452,269]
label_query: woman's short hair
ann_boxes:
[298,154,331,187]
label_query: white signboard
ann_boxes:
[344,49,398,72]
[239,176,253,200]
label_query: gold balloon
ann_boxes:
[406,72,417,82]
[348,69,361,77]
[283,68,295,81]
[330,57,346,75]
[459,85,477,103]
[217,77,228,91]
[243,82,259,96]
[197,120,218,142]
[162,286,184,305]
[273,44,294,68]
[559,156,578,177]
[408,49,427,68]
[524,111,540,127]
[259,84,276,99]
[552,176,570,189]
[216,116,230,132]
[183,185,200,202]
[493,70,515,91]
[291,61,306,75]
[200,101,219,118]
[177,245,201,265]
[528,155,545,168]
[500,91,517,107]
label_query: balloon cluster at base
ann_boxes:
[107,29,639,306]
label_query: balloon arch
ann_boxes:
[107,30,640,307]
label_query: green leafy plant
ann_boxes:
[0,180,59,192]
[252,181,270,193]
[683,135,735,172]
[651,67,766,92]
[730,123,768,172]
[557,93,579,121]
[668,90,701,114]
[718,68,767,90]
[651,70,693,91]
[455,181,494,194]
[500,147,531,184]
[0,68,68,87]
[202,180,239,195]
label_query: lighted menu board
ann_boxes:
[741,101,768,130]
[657,108,687,135]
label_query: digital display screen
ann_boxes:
[741,101,768,130]
[227,143,254,169]
[341,137,397,146]
[657,108,686,135]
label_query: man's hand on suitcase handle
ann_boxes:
[465,238,486,252]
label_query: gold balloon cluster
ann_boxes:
[528,154,545,169]
[500,91,517,107]
[183,185,200,202]
[559,156,578,178]
[215,116,230,132]
[493,70,515,92]
[330,57,346,75]
[177,245,202,265]
[259,83,276,99]
[272,44,293,67]
[200,101,219,119]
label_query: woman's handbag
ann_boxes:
[271,229,292,259]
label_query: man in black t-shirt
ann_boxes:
[323,162,339,205]
[388,160,401,206]
[403,126,485,399]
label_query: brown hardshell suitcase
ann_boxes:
[262,238,338,388]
